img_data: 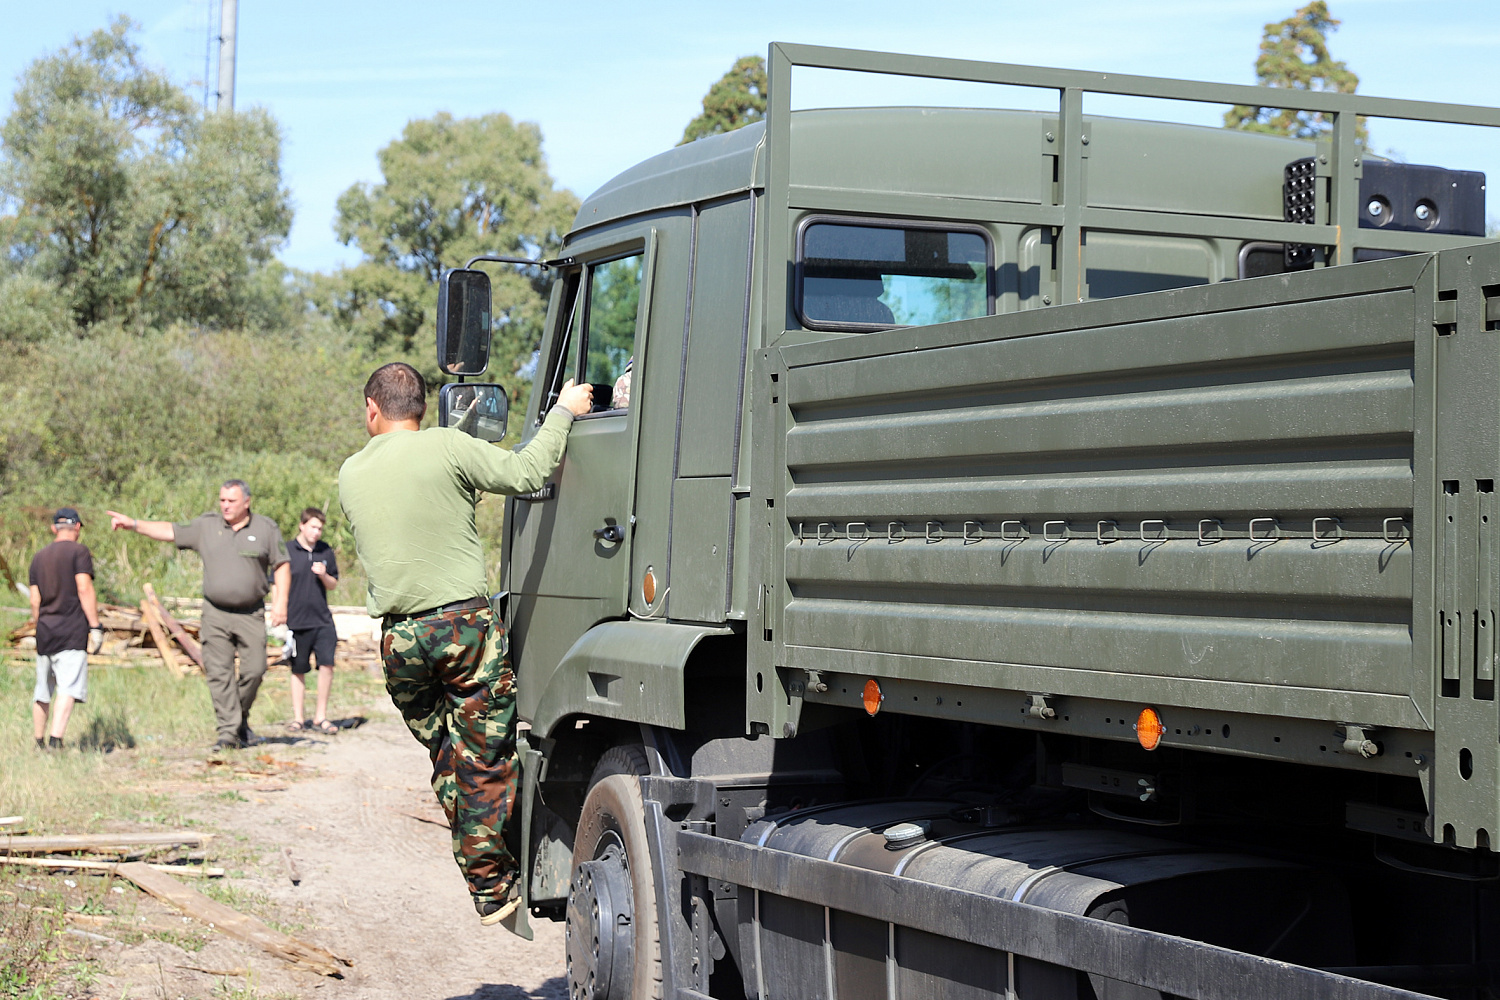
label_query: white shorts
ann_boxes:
[34,649,88,704]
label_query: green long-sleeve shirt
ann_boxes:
[338,407,573,616]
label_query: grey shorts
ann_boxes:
[35,649,88,704]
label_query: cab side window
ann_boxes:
[537,252,645,420]
[581,254,644,412]
[797,219,992,332]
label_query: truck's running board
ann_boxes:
[676,830,1434,1000]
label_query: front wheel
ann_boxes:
[566,772,663,1000]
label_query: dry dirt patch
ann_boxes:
[50,719,567,1000]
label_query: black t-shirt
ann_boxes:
[285,539,338,629]
[29,540,93,656]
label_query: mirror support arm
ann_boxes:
[464,254,548,270]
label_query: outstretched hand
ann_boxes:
[105,510,135,531]
[557,379,594,417]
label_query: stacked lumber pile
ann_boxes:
[0,817,350,976]
[8,585,204,675]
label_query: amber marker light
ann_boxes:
[1136,707,1166,751]
[863,679,884,716]
[642,568,657,605]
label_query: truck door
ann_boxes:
[506,234,654,691]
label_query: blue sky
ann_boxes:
[4,1,1498,273]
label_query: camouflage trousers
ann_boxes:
[381,606,517,911]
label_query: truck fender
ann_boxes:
[528,619,734,740]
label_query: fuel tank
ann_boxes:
[742,800,1354,1000]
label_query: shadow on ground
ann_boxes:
[77,707,136,751]
[444,978,567,1000]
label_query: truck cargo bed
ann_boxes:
[756,245,1500,846]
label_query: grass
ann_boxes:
[0,878,69,999]
[1,657,386,834]
[0,655,387,997]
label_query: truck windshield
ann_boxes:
[798,220,991,331]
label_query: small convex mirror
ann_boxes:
[439,383,508,443]
[436,268,492,377]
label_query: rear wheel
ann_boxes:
[566,755,663,1000]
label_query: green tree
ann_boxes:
[680,56,767,145]
[1223,2,1367,146]
[0,17,291,331]
[330,112,578,393]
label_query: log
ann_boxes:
[0,832,212,854]
[116,862,351,977]
[146,583,203,668]
[139,598,185,677]
[0,856,223,878]
[179,965,249,977]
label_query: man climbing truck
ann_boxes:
[437,43,1500,1000]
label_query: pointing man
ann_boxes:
[108,481,289,751]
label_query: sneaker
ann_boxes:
[212,735,241,753]
[478,897,521,926]
[238,725,266,747]
[477,881,521,926]
[47,736,63,751]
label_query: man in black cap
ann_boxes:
[29,508,103,750]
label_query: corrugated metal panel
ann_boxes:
[776,272,1418,723]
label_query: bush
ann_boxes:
[0,321,511,610]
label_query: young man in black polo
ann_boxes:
[285,507,339,734]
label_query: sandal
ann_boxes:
[286,720,305,733]
[312,719,338,735]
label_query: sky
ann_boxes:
[3,0,1498,274]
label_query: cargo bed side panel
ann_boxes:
[774,263,1429,732]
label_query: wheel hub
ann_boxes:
[566,840,634,1000]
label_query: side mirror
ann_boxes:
[436,268,492,377]
[439,383,508,443]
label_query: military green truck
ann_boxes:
[434,43,1500,1000]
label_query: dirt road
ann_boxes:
[97,716,568,1000]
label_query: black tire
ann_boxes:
[567,764,664,1000]
[588,743,656,786]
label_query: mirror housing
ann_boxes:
[436,268,492,377]
[439,383,509,442]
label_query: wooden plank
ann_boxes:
[0,856,223,878]
[146,583,203,668]
[0,832,212,853]
[140,598,185,677]
[116,862,352,977]
[0,816,22,827]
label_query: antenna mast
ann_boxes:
[216,0,238,112]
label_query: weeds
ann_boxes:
[0,872,71,999]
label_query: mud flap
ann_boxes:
[502,734,540,940]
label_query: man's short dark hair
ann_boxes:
[365,363,427,422]
[301,507,326,525]
[222,479,251,498]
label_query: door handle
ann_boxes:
[593,524,625,544]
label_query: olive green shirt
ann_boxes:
[173,512,288,609]
[338,407,574,617]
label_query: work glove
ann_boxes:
[87,627,104,654]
